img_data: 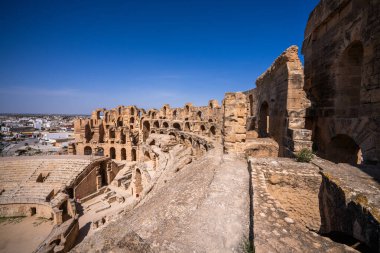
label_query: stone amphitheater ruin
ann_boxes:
[0,0,379,252]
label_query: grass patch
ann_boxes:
[239,235,254,253]
[295,148,313,163]
[0,216,25,225]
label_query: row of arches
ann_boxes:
[83,146,137,162]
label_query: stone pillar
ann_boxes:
[222,92,248,154]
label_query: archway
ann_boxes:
[153,121,159,128]
[143,121,150,142]
[258,102,269,138]
[110,147,116,159]
[163,122,169,128]
[130,107,135,115]
[173,110,177,119]
[197,111,203,121]
[95,147,104,156]
[131,149,137,161]
[135,169,143,197]
[117,117,123,127]
[109,128,115,139]
[173,123,181,131]
[326,134,362,164]
[210,126,216,136]
[85,124,92,142]
[84,146,92,155]
[130,117,135,124]
[200,125,206,133]
[336,41,363,118]
[121,148,126,160]
[185,122,191,131]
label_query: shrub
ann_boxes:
[295,148,313,163]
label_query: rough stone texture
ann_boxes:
[312,157,380,252]
[222,92,248,154]
[250,157,359,253]
[302,0,380,164]
[72,145,250,253]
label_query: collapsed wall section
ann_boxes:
[255,46,312,156]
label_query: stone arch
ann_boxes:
[197,111,203,121]
[172,110,177,119]
[180,135,185,144]
[143,121,150,142]
[325,134,362,165]
[84,146,92,155]
[336,41,363,118]
[173,123,181,131]
[151,112,156,119]
[110,147,116,159]
[117,117,123,127]
[130,117,135,124]
[163,122,169,128]
[185,122,191,131]
[131,149,137,162]
[169,132,177,140]
[109,128,115,139]
[95,147,104,156]
[85,124,92,142]
[121,148,126,160]
[135,169,142,197]
[258,101,269,138]
[162,106,167,117]
[185,105,190,114]
[200,125,206,133]
[120,131,126,144]
[153,121,159,128]
[210,126,216,136]
[130,107,135,115]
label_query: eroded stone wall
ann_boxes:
[302,0,380,164]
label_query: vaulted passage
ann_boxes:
[110,147,116,159]
[84,146,92,155]
[121,148,126,160]
[336,41,363,118]
[258,101,269,138]
[325,134,362,164]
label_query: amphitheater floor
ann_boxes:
[0,216,54,253]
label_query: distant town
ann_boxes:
[0,114,87,157]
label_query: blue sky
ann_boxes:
[0,0,319,114]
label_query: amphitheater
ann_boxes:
[0,0,379,252]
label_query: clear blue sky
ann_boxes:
[0,0,319,114]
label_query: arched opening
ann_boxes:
[208,119,213,122]
[130,117,135,124]
[121,148,126,160]
[117,117,123,127]
[249,94,254,116]
[209,102,213,109]
[162,106,167,117]
[169,132,177,140]
[163,122,169,128]
[173,110,177,119]
[131,149,137,161]
[185,122,191,131]
[336,41,363,118]
[210,126,216,136]
[326,134,362,165]
[95,147,104,156]
[110,147,116,159]
[144,151,151,161]
[185,105,190,114]
[109,129,115,139]
[120,132,126,144]
[135,169,143,197]
[197,111,203,121]
[200,125,206,133]
[84,146,92,155]
[173,123,181,131]
[130,107,135,115]
[85,124,92,142]
[258,102,269,138]
[153,121,159,128]
[151,112,156,119]
[180,135,185,144]
[149,139,156,145]
[143,121,150,142]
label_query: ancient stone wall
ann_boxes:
[246,46,312,157]
[222,92,248,154]
[302,0,380,164]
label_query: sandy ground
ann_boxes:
[0,216,53,253]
